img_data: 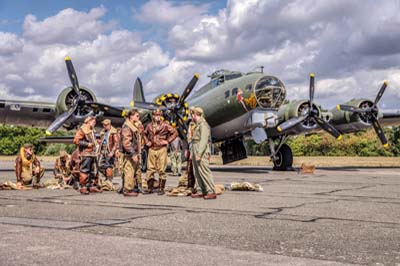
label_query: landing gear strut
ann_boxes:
[269,137,294,171]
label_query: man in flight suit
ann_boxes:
[99,119,119,181]
[73,116,102,194]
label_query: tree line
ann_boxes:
[0,125,399,157]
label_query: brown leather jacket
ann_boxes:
[54,155,72,176]
[99,126,119,156]
[70,149,80,175]
[120,120,140,156]
[144,121,178,150]
[15,150,40,183]
[73,124,97,156]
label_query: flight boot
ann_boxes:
[158,179,166,195]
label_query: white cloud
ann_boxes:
[0,32,23,55]
[134,0,209,25]
[0,7,170,103]
[23,6,115,45]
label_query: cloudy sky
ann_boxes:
[0,0,399,109]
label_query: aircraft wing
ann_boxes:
[380,110,400,126]
[0,99,56,127]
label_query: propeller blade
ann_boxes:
[314,116,342,140]
[276,116,307,133]
[176,112,188,131]
[178,74,200,106]
[65,57,80,96]
[46,106,77,135]
[309,73,315,110]
[133,77,146,102]
[86,102,124,117]
[130,100,167,111]
[374,81,388,106]
[371,115,389,147]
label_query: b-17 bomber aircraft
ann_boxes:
[1,58,399,170]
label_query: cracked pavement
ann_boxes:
[0,163,399,265]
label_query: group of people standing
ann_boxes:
[14,107,217,200]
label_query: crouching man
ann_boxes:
[15,143,45,189]
[54,150,74,186]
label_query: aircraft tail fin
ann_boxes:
[133,77,146,102]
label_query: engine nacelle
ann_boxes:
[277,100,321,134]
[55,86,97,129]
[331,98,382,133]
[55,86,96,115]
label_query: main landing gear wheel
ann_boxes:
[273,144,294,171]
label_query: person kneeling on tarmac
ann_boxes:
[15,143,45,189]
[53,150,76,187]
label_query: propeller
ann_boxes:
[65,57,80,96]
[133,74,199,141]
[46,105,77,135]
[337,81,389,147]
[277,73,343,140]
[46,57,127,135]
[178,74,199,106]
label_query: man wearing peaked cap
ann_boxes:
[189,106,217,200]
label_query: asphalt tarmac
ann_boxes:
[0,162,399,266]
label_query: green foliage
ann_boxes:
[1,125,400,157]
[245,126,400,157]
[0,125,75,156]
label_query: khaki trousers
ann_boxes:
[170,151,182,175]
[21,167,45,185]
[146,147,168,181]
[122,156,140,192]
[192,156,216,195]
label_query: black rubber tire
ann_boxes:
[273,144,293,171]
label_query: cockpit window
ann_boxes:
[225,73,242,80]
[254,76,286,109]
